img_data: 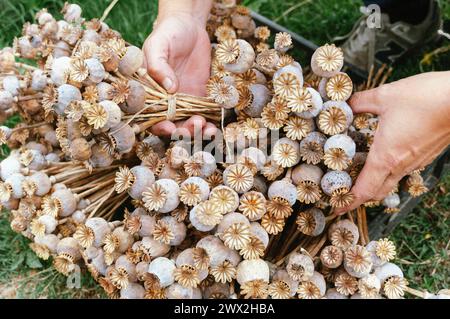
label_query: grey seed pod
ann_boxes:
[45,152,60,163]
[382,193,400,209]
[160,215,187,246]
[175,248,209,282]
[120,283,145,299]
[155,179,180,213]
[5,173,25,199]
[189,204,216,232]
[84,58,105,85]
[272,269,299,297]
[72,210,86,224]
[325,288,348,299]
[250,222,269,248]
[366,241,386,267]
[181,177,210,201]
[53,40,71,58]
[128,166,155,200]
[203,283,231,299]
[373,262,403,284]
[240,147,267,171]
[31,69,48,92]
[1,156,22,181]
[110,122,135,154]
[26,141,48,155]
[273,63,304,89]
[324,134,356,159]
[286,252,314,281]
[115,255,137,282]
[38,214,58,234]
[122,80,145,113]
[52,188,77,217]
[196,235,230,267]
[141,236,170,258]
[25,150,47,171]
[97,82,114,101]
[148,257,176,288]
[35,234,59,253]
[295,88,323,119]
[0,90,14,110]
[89,144,114,168]
[141,134,166,157]
[119,46,144,76]
[56,237,81,261]
[166,283,202,299]
[85,217,111,247]
[292,164,324,186]
[236,259,270,285]
[51,56,72,86]
[320,170,352,196]
[55,84,82,115]
[136,261,150,281]
[328,219,359,248]
[217,212,250,236]
[138,214,157,237]
[309,271,327,297]
[268,179,297,206]
[99,100,121,129]
[63,3,82,22]
[223,39,255,74]
[243,84,270,117]
[3,75,20,96]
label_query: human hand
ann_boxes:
[143,1,216,137]
[336,71,450,214]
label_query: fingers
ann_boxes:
[143,37,178,93]
[203,122,218,139]
[348,87,385,115]
[335,149,390,215]
[150,120,177,137]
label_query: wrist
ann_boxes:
[157,0,212,26]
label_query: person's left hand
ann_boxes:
[142,12,217,138]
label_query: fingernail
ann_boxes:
[163,78,173,91]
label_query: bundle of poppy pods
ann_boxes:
[0,1,444,299]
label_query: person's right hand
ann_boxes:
[335,71,450,214]
[143,7,216,138]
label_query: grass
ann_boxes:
[0,0,448,298]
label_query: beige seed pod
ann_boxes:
[166,283,202,299]
[323,134,356,171]
[89,144,114,168]
[298,271,326,299]
[344,245,373,278]
[236,259,270,285]
[223,164,254,194]
[320,245,344,269]
[120,283,145,299]
[328,219,359,250]
[97,82,114,101]
[180,177,210,207]
[140,236,170,258]
[311,44,344,77]
[217,39,255,74]
[143,179,180,214]
[268,178,297,206]
[118,46,144,76]
[103,226,133,254]
[109,122,136,154]
[296,207,326,236]
[272,138,300,168]
[69,138,91,161]
[318,101,354,136]
[292,164,323,204]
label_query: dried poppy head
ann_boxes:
[344,245,373,278]
[328,219,359,250]
[296,207,326,236]
[283,116,314,141]
[238,191,266,221]
[323,134,356,171]
[274,32,292,53]
[223,163,254,194]
[286,252,314,282]
[318,101,353,135]
[311,44,344,77]
[323,72,353,101]
[272,138,300,168]
[320,245,344,269]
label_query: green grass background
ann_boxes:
[0,0,448,298]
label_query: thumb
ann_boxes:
[143,38,179,93]
[348,88,382,115]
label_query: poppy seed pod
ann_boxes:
[159,215,187,246]
[141,236,170,258]
[167,143,190,169]
[72,210,86,224]
[325,288,348,299]
[122,80,145,113]
[99,100,121,129]
[323,134,356,171]
[273,63,304,98]
[118,46,144,76]
[217,212,250,237]
[223,164,254,194]
[186,151,217,178]
[148,257,176,288]
[120,283,145,299]
[320,245,343,269]
[34,233,59,253]
[203,282,231,299]
[286,252,314,281]
[239,147,267,172]
[37,214,58,234]
[373,262,403,284]
[272,138,301,168]
[196,235,230,267]
[344,245,373,278]
[296,207,326,236]
[45,151,60,163]
[82,30,101,44]
[4,173,25,199]
[109,122,135,154]
[51,56,72,86]
[89,144,114,168]
[311,44,344,77]
[166,283,202,299]
[84,58,106,85]
[271,269,299,298]
[15,37,36,59]
[55,84,82,115]
[299,131,327,165]
[180,177,210,206]
[292,164,324,186]
[1,156,22,181]
[105,226,133,254]
[220,39,255,74]
[31,69,48,92]
[115,254,137,282]
[0,91,14,110]
[80,217,112,248]
[318,101,353,136]
[128,165,155,200]
[320,170,352,196]
[366,240,386,267]
[236,259,270,285]
[69,138,91,161]
[320,72,353,102]
[189,203,217,232]
[382,193,401,213]
[97,82,114,101]
[268,179,297,206]
[243,84,270,117]
[51,188,77,217]
[62,3,82,22]
[53,40,71,58]
[56,236,80,259]
[328,219,359,250]
[249,222,269,248]
[175,248,209,283]
[3,76,21,98]
[299,271,326,298]
[143,178,180,214]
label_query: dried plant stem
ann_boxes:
[88,187,116,218]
